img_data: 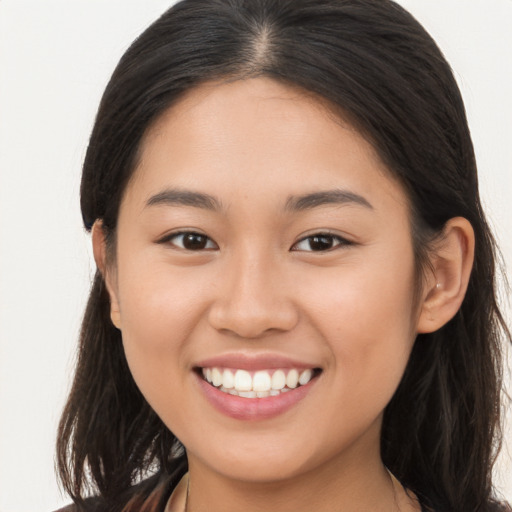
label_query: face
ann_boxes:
[103,77,424,484]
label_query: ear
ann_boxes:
[91,221,122,330]
[416,217,475,334]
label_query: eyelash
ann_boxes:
[291,233,352,252]
[159,231,218,251]
[158,231,352,253]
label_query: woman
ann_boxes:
[56,0,511,511]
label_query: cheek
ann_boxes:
[300,248,418,391]
[117,248,212,331]
[302,258,417,338]
[113,256,213,394]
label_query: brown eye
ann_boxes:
[165,232,218,251]
[183,233,208,250]
[292,233,350,252]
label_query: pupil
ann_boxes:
[309,235,333,251]
[184,233,207,250]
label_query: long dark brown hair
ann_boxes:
[56,1,511,511]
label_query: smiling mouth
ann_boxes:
[198,367,322,398]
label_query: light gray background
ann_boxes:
[0,1,510,510]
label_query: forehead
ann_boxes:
[127,77,409,214]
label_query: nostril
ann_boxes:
[207,301,299,339]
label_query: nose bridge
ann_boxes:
[208,245,298,338]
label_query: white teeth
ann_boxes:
[222,369,234,389]
[234,369,252,391]
[299,368,313,386]
[201,367,318,398]
[239,390,257,398]
[271,370,286,390]
[211,368,223,387]
[253,371,271,392]
[286,369,299,389]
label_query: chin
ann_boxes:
[187,431,341,485]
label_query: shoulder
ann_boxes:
[51,469,183,512]
[52,495,105,512]
[492,503,512,512]
[52,500,102,512]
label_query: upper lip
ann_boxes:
[194,353,320,371]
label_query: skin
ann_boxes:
[94,77,474,512]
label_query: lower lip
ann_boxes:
[195,373,318,421]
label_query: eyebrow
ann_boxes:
[145,187,373,213]
[285,189,373,211]
[145,188,223,211]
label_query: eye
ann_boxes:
[291,233,351,252]
[161,231,218,251]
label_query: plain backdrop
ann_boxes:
[0,1,511,510]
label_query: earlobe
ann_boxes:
[91,221,122,330]
[416,217,475,334]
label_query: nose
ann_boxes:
[207,251,299,339]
